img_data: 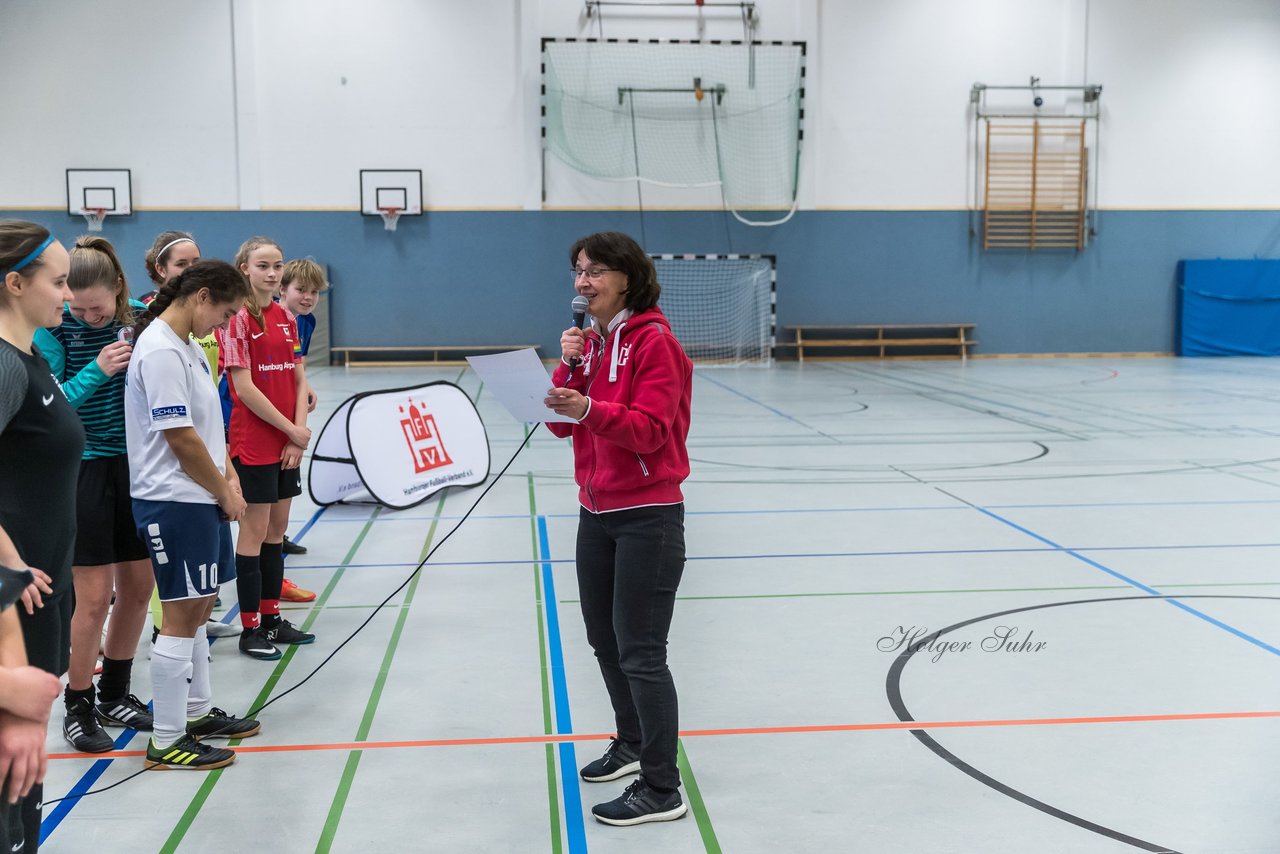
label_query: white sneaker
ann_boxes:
[205,620,241,639]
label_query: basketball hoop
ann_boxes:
[81,208,108,232]
[378,207,403,232]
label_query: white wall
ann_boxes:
[246,0,523,209]
[0,0,239,209]
[1090,0,1280,208]
[817,0,1088,208]
[0,0,1276,211]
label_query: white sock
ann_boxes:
[187,625,212,720]
[150,635,195,748]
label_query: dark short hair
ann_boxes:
[569,232,660,313]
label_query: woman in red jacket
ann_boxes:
[544,231,693,827]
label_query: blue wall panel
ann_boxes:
[1179,259,1280,356]
[4,209,1278,357]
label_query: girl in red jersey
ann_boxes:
[218,237,314,660]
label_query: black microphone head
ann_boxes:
[571,295,590,328]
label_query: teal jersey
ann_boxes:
[35,299,145,459]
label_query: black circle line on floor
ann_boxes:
[885,593,1280,854]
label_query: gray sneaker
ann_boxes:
[580,738,641,782]
[592,776,687,826]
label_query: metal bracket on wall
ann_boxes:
[583,1,757,43]
[968,79,1104,250]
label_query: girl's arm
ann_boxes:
[0,609,61,722]
[280,362,310,468]
[228,368,311,449]
[0,609,29,668]
[293,362,309,427]
[0,525,51,617]
[33,329,129,409]
[162,427,246,521]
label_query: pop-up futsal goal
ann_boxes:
[308,382,490,510]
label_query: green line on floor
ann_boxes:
[678,739,722,853]
[530,470,564,854]
[161,506,382,854]
[316,494,447,851]
[561,580,1280,604]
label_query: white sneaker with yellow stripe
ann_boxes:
[144,733,235,770]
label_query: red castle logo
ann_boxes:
[398,398,453,474]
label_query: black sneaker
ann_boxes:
[592,776,688,826]
[186,707,261,740]
[95,693,155,731]
[282,535,307,555]
[239,626,282,660]
[144,733,235,770]
[63,696,115,753]
[263,615,315,646]
[580,738,641,782]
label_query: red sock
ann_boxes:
[240,611,260,630]
[261,599,280,617]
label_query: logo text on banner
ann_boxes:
[399,398,454,474]
[308,382,489,509]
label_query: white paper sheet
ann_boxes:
[465,348,577,424]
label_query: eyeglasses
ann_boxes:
[571,267,618,281]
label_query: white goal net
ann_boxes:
[652,254,775,366]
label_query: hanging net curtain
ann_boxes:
[543,39,805,217]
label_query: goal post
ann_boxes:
[652,254,776,366]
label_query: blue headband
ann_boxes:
[6,235,55,275]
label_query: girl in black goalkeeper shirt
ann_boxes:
[0,220,83,852]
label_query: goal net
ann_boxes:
[652,254,775,366]
[543,39,805,222]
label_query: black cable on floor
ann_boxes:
[42,423,542,807]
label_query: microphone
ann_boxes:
[567,295,590,376]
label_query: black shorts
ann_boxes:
[233,457,303,504]
[18,589,72,675]
[75,455,149,566]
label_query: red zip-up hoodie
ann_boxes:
[548,306,693,513]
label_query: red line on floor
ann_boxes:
[48,709,1280,762]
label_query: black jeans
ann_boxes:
[576,504,686,792]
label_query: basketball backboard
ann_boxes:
[66,169,132,217]
[359,170,423,217]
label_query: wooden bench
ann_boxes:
[330,344,540,367]
[782,324,977,362]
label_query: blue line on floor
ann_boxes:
[974,505,1280,657]
[538,514,588,854]
[39,723,143,843]
[40,508,326,843]
[290,505,328,542]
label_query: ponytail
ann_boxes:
[69,234,132,325]
[133,260,251,340]
[134,277,181,340]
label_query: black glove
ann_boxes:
[0,564,35,612]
